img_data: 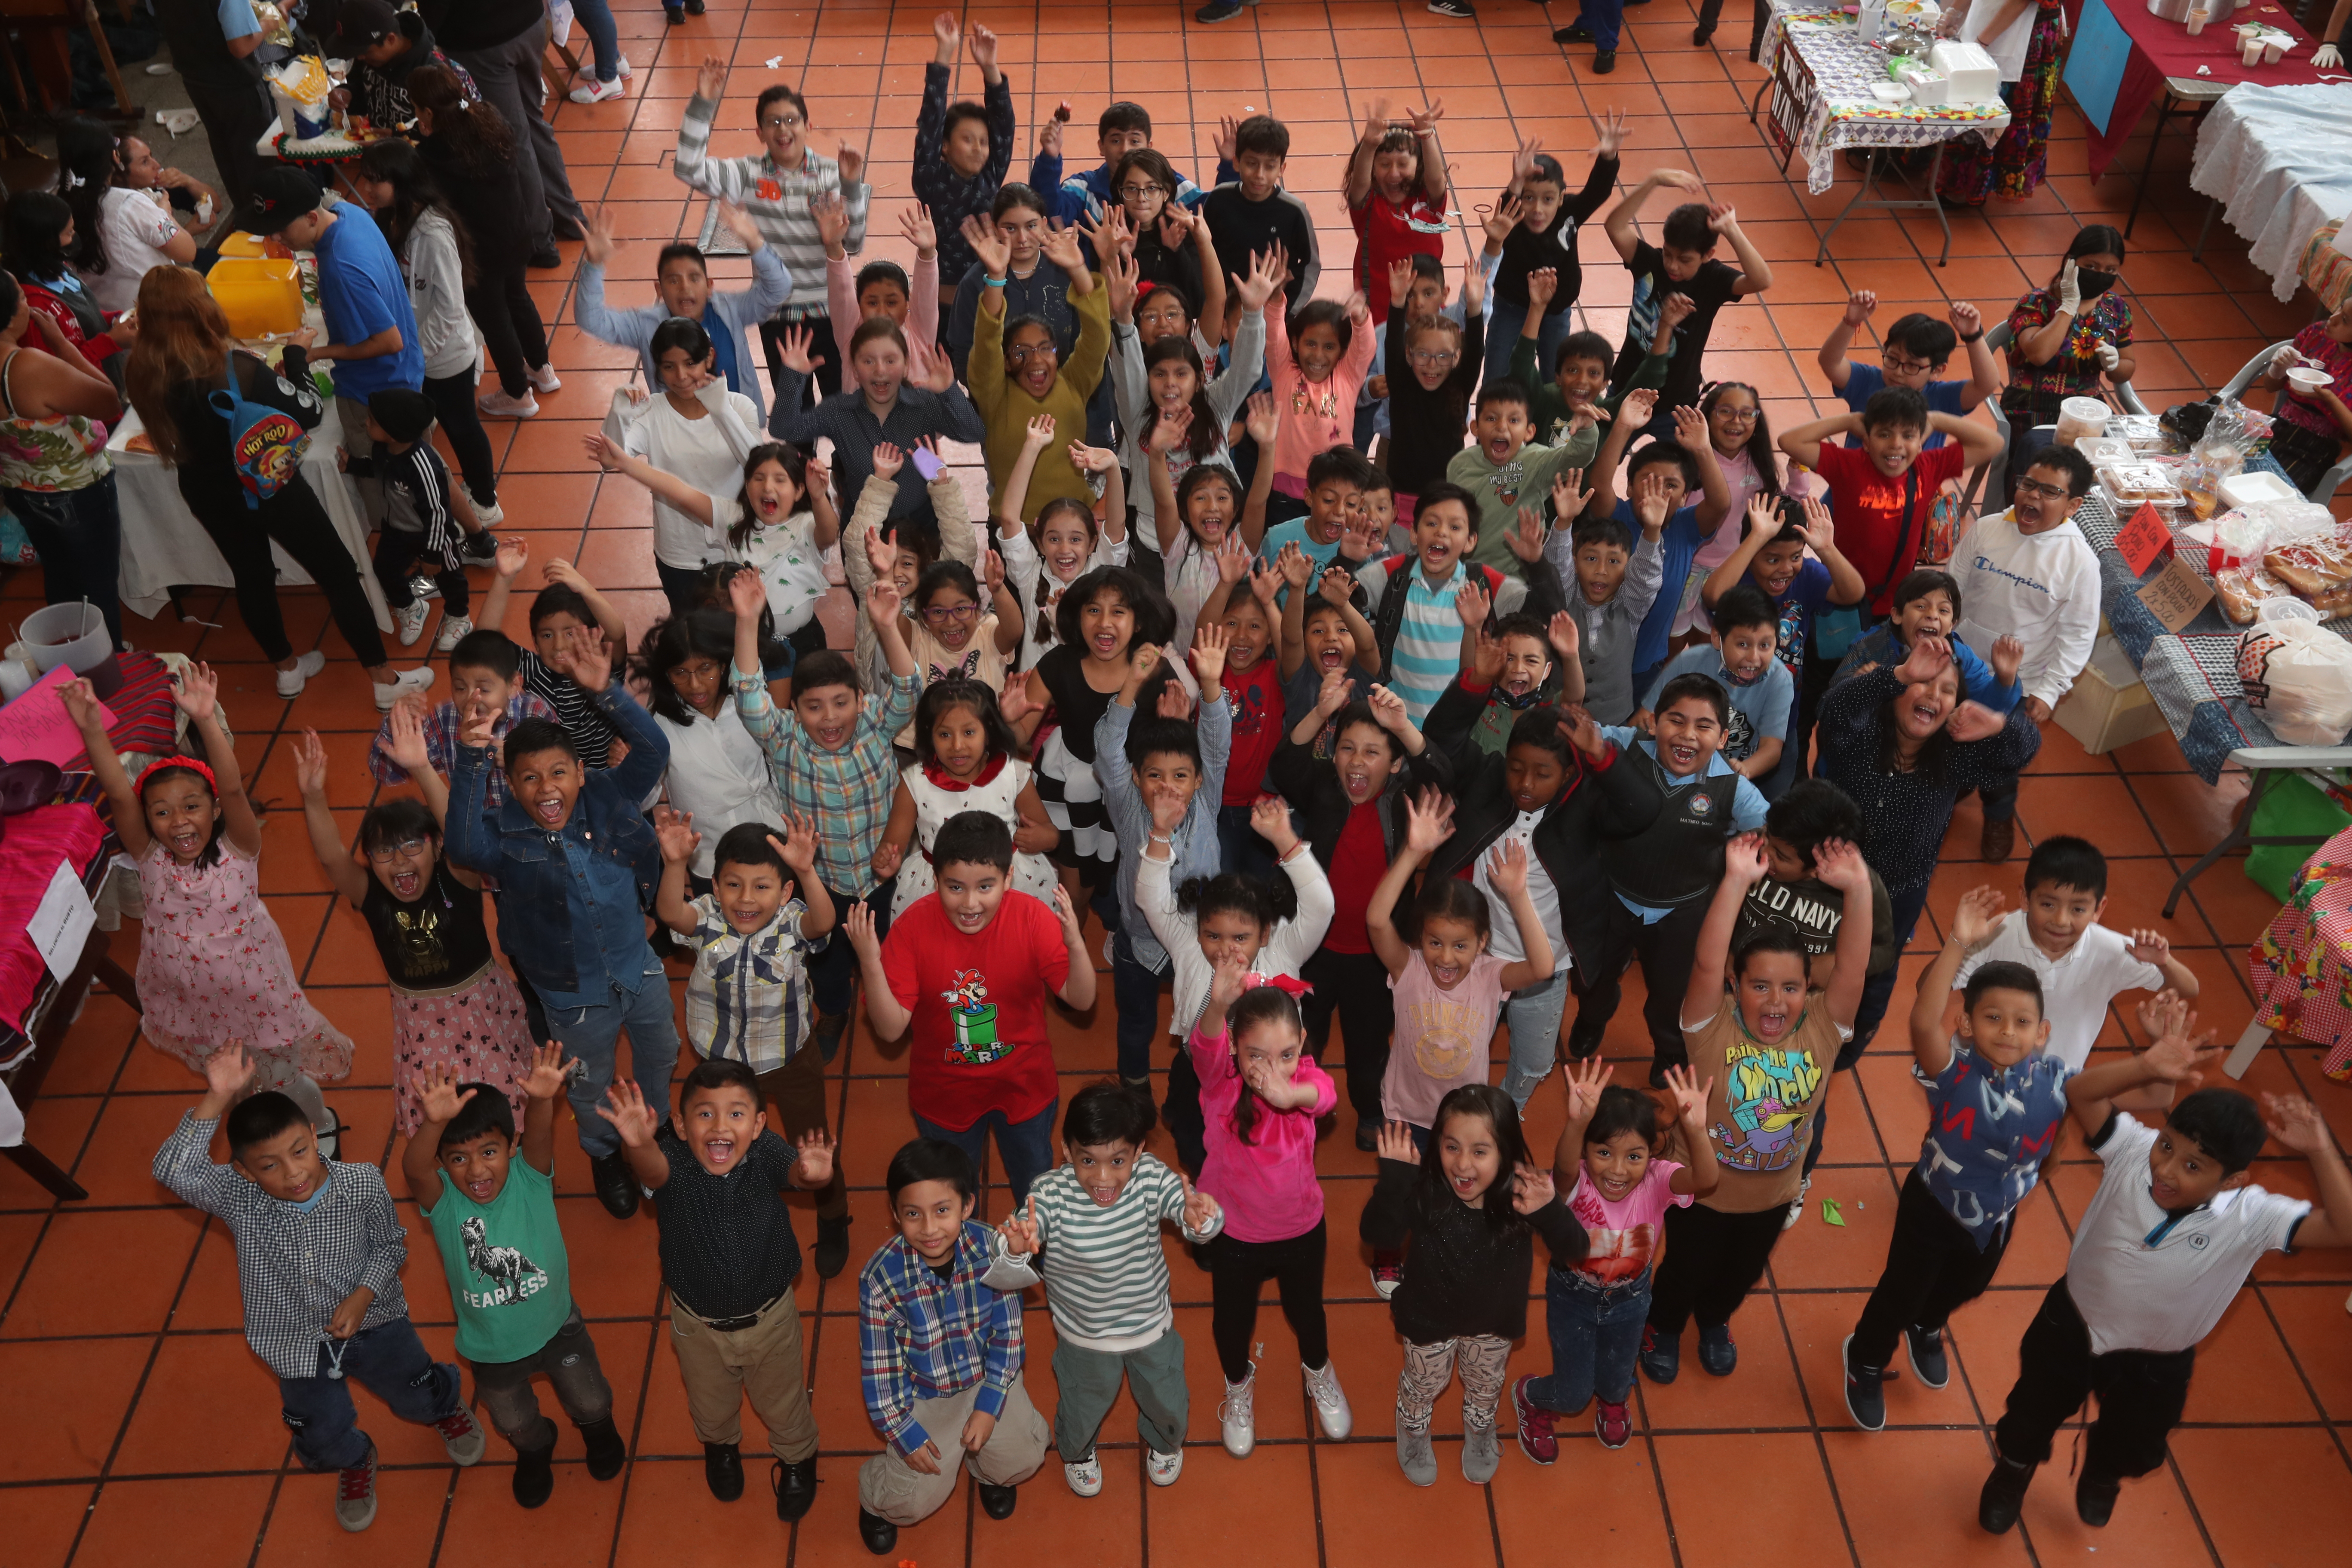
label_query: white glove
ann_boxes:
[2095,342,2121,373]
[2056,257,2082,315]
[2314,43,2342,67]
[2272,344,2306,374]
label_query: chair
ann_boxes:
[0,0,134,116]
[2217,340,2352,504]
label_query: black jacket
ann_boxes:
[1421,674,1662,973]
[1268,727,1451,870]
[346,15,473,129]
[1361,1158,1586,1343]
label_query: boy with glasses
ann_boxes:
[1817,291,2002,450]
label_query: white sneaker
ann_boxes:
[434,615,475,653]
[478,389,539,419]
[394,598,429,647]
[575,52,631,83]
[372,666,436,711]
[1304,1360,1352,1440]
[568,74,625,104]
[469,501,505,528]
[527,364,562,395]
[275,649,326,698]
[1063,1455,1102,1497]
[1219,1367,1256,1458]
[615,52,632,77]
[1145,1448,1183,1486]
[1784,1173,1813,1232]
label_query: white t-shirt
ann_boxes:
[1949,509,2103,713]
[2068,1113,2309,1355]
[712,496,829,635]
[94,187,182,315]
[1953,920,2162,1072]
[622,389,760,571]
[1470,809,1569,974]
[653,704,784,879]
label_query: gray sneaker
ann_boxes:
[1396,1421,1437,1487]
[335,1442,379,1531]
[432,1406,487,1465]
[1462,1420,1501,1484]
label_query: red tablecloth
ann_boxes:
[57,651,177,770]
[2065,0,2335,177]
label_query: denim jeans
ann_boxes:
[1216,800,1277,883]
[916,1099,1058,1204]
[1481,297,1574,392]
[567,0,621,80]
[279,1317,464,1470]
[1568,0,1629,50]
[1112,929,1170,1084]
[7,476,122,649]
[1502,965,1572,1110]
[811,880,894,1020]
[545,963,683,1155]
[1526,1265,1653,1413]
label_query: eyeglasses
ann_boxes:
[1004,343,1059,365]
[922,603,980,624]
[1882,355,1938,376]
[367,838,429,864]
[1117,183,1166,200]
[760,113,803,131]
[2014,475,2071,500]
[1406,349,1457,366]
[1711,405,1760,424]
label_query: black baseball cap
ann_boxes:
[232,167,325,235]
[334,0,399,48]
[368,388,438,444]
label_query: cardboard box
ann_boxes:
[2054,637,2172,754]
[1929,40,2000,101]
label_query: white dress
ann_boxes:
[889,756,1058,920]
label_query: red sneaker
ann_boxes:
[1510,1375,1558,1465]
[1595,1399,1632,1449]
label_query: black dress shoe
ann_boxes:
[529,245,562,270]
[773,1456,818,1521]
[977,1480,1018,1519]
[858,1506,898,1555]
[512,1439,556,1507]
[704,1441,744,1501]
[1978,1454,2035,1534]
[1554,22,1593,39]
[2075,1472,2120,1528]
[591,1150,641,1218]
[685,0,705,12]
[579,1415,626,1480]
[814,1214,851,1279]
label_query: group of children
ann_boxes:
[126,41,2352,1559]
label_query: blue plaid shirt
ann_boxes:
[858,1221,1022,1459]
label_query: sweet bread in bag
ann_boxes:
[2216,565,2295,624]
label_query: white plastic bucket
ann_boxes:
[2055,396,2110,446]
[19,602,110,674]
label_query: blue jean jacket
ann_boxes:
[446,683,671,1001]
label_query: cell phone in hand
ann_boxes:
[909,447,943,481]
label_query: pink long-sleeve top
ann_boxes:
[1187,1020,1337,1243]
[1263,304,1378,499]
[828,251,941,364]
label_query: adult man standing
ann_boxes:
[417,0,583,266]
[153,0,273,210]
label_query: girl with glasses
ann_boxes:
[1672,381,1784,638]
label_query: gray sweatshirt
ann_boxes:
[1546,528,1663,725]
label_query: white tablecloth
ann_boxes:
[2190,83,2352,303]
[105,401,392,631]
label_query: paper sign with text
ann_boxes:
[0,664,113,769]
[2136,555,2216,633]
[2114,503,2175,576]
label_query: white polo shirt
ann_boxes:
[1471,808,1570,975]
[1953,921,2163,1072]
[2069,1114,2309,1356]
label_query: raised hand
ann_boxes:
[907,338,956,393]
[899,202,937,257]
[1244,388,1281,448]
[1671,403,1710,453]
[1146,404,1194,454]
[1811,837,1869,893]
[809,189,848,254]
[793,1127,838,1187]
[1591,105,1629,158]
[1505,504,1545,563]
[552,625,612,693]
[1486,835,1530,894]
[1039,220,1087,276]
[594,1079,661,1146]
[845,897,883,955]
[1214,112,1241,165]
[1000,1193,1042,1256]
[175,659,219,724]
[521,1041,569,1102]
[204,1040,256,1101]
[871,839,905,879]
[1550,466,1592,524]
[1526,266,1558,311]
[1155,680,1193,722]
[962,212,1011,277]
[1454,576,1492,631]
[1208,950,1249,1009]
[728,560,771,621]
[1948,299,1982,339]
[1234,243,1283,311]
[1386,255,1418,311]
[1798,495,1835,548]
[1250,793,1300,856]
[1705,202,1740,234]
[581,204,617,267]
[294,728,331,797]
[1367,682,1411,735]
[983,548,1007,597]
[653,805,701,865]
[1511,1161,1557,1215]
[1050,882,1084,945]
[495,534,531,581]
[1620,386,1659,429]
[775,816,819,874]
[1214,530,1253,587]
[1020,414,1057,454]
[385,701,432,774]
[1069,440,1116,475]
[836,141,865,186]
[695,54,727,102]
[1180,1173,1220,1233]
[1842,289,1878,329]
[1403,785,1454,857]
[1563,1055,1611,1125]
[2260,1093,2335,1156]
[1277,541,1314,592]
[1556,704,1606,761]
[1950,885,2007,950]
[416,1063,476,1125]
[1662,1063,1711,1130]
[1724,830,1772,889]
[1547,610,1580,665]
[1893,632,1952,687]
[1375,1118,1419,1164]
[776,324,815,375]
[1482,191,1524,251]
[2126,928,2172,967]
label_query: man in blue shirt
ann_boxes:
[238,167,424,517]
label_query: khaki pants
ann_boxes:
[668,1289,820,1463]
[753,1047,849,1221]
[857,1372,1050,1526]
[335,394,382,524]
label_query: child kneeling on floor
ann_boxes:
[985,1081,1225,1497]
[400,1050,625,1506]
[856,1137,1054,1556]
[153,1044,485,1534]
[1362,1085,1587,1486]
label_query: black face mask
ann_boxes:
[2074,266,2119,301]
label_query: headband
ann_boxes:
[137,755,217,794]
[1241,972,1312,1000]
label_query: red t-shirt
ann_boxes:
[1219,656,1286,807]
[1322,799,1388,953]
[1811,442,1968,616]
[1351,193,1449,325]
[881,891,1070,1131]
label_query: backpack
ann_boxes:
[208,349,318,509]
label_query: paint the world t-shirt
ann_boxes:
[422,1156,573,1362]
[880,891,1070,1132]
[1682,996,1844,1212]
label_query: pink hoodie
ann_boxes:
[1263,304,1378,499]
[1187,1020,1337,1243]
[827,251,941,366]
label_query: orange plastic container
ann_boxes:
[214,231,292,261]
[207,257,305,337]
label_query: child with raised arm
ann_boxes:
[842,438,979,690]
[1700,494,1866,793]
[1514,1059,1717,1459]
[1345,100,1450,322]
[575,199,791,426]
[1479,120,1625,387]
[1602,174,1774,437]
[401,1051,626,1506]
[913,14,1015,288]
[70,666,352,1137]
[1978,997,2352,1535]
[154,1044,484,1534]
[1818,291,2000,447]
[996,415,1130,672]
[820,195,941,364]
[965,216,1112,521]
[597,1064,840,1520]
[1573,394,1737,692]
[480,539,628,769]
[985,1082,1225,1497]
[770,318,984,544]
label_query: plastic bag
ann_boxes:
[2239,618,2352,744]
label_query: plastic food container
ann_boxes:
[18,602,110,676]
[2287,366,2335,396]
[2075,435,2134,466]
[207,257,305,338]
[2260,596,2325,625]
[2218,470,2304,509]
[2055,396,2112,446]
[2099,463,2187,505]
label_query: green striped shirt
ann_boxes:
[983,1156,1221,1352]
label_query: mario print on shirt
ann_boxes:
[1712,1039,1823,1173]
[941,968,1010,1065]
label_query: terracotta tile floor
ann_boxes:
[6,1,2351,1563]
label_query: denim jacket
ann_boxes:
[446,683,671,998]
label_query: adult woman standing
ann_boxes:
[407,64,560,420]
[0,270,127,648]
[123,267,432,707]
[1935,0,2064,208]
[351,139,504,524]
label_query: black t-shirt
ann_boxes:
[1492,155,1619,315]
[1035,644,1117,765]
[1201,184,1317,312]
[1611,239,1743,413]
[361,862,497,989]
[1384,305,1485,496]
[1130,230,1205,318]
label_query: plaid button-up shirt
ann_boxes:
[153,1113,410,1379]
[685,894,826,1073]
[368,691,557,806]
[858,1222,1022,1460]
[734,662,919,899]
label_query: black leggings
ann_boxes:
[1852,1168,2010,1367]
[422,371,500,505]
[1210,1221,1329,1383]
[184,474,389,668]
[1299,948,1394,1129]
[1569,897,1708,1069]
[1994,1277,2195,1482]
[468,259,550,399]
[1646,1200,1787,1335]
[375,527,469,618]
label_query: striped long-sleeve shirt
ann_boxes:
[982,1156,1222,1352]
[859,1222,1022,1459]
[674,94,867,311]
